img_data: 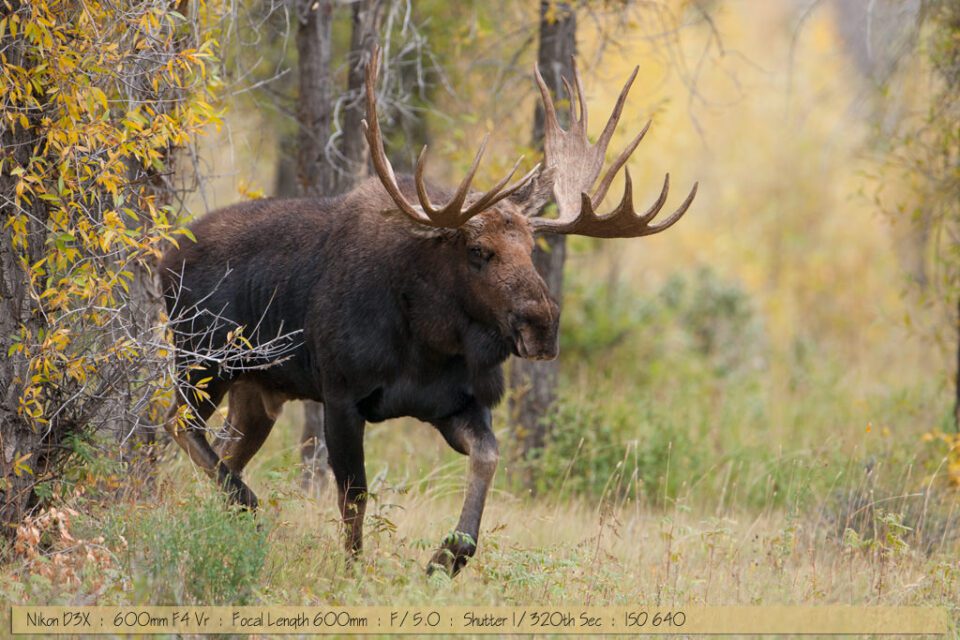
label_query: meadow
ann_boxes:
[1,0,958,635]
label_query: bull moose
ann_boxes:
[160,47,697,576]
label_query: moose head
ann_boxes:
[361,46,698,365]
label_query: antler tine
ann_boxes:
[642,180,699,234]
[484,161,545,205]
[364,44,537,229]
[412,136,487,227]
[591,119,650,207]
[596,66,638,152]
[571,56,588,127]
[550,58,588,130]
[463,155,526,215]
[363,46,432,225]
[413,146,436,212]
[560,76,578,124]
[637,172,670,224]
[615,166,636,218]
[534,64,562,135]
[443,135,489,220]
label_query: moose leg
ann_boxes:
[429,401,498,576]
[215,379,282,475]
[323,401,367,555]
[164,375,259,509]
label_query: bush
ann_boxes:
[561,265,766,380]
[127,493,268,605]
[658,266,766,378]
[531,395,704,506]
[534,266,765,505]
[561,278,660,363]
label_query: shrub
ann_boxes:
[561,265,766,379]
[0,0,225,530]
[531,395,704,506]
[658,266,766,378]
[534,266,765,504]
[127,493,268,605]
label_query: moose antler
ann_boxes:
[529,59,698,238]
[362,46,541,229]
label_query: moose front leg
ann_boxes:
[324,401,367,556]
[429,402,499,576]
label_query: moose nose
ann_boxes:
[510,294,560,361]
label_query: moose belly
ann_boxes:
[356,375,473,424]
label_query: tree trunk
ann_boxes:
[296,0,336,197]
[336,0,385,192]
[509,1,576,468]
[294,0,336,494]
[0,148,48,531]
[274,130,300,198]
[0,24,55,530]
[118,9,192,469]
[296,0,384,495]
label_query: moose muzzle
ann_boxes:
[510,296,560,361]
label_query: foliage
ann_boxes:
[922,429,960,488]
[528,267,769,503]
[0,505,120,604]
[658,267,766,377]
[531,393,704,504]
[562,265,765,379]
[126,493,269,605]
[871,0,960,415]
[0,0,225,523]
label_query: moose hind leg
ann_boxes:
[429,401,499,576]
[164,375,259,509]
[215,379,282,475]
[324,401,367,555]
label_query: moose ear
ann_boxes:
[508,165,557,216]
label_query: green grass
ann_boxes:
[2,467,956,612]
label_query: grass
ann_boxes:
[2,458,956,612]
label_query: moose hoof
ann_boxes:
[426,532,476,577]
[223,474,259,510]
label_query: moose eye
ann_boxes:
[468,246,492,268]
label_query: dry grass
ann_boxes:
[0,400,957,640]
[4,448,956,613]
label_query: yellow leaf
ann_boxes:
[90,86,108,112]
[13,452,34,478]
